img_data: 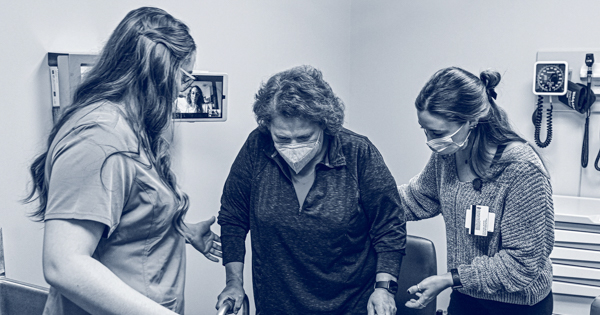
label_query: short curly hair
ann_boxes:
[253,65,345,135]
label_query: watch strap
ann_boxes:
[374,280,398,294]
[450,268,462,289]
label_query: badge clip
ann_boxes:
[465,205,495,236]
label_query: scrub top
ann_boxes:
[42,102,186,314]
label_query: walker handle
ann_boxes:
[216,295,249,315]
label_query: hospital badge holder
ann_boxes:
[465,205,495,236]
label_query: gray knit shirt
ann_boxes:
[399,143,554,305]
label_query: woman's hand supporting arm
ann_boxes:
[405,273,453,309]
[43,219,177,315]
[182,216,222,262]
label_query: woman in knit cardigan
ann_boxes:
[400,67,554,315]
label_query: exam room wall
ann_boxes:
[0,1,351,314]
[348,0,600,310]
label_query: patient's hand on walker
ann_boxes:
[405,273,453,309]
[183,216,222,262]
[217,280,245,315]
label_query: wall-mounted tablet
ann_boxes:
[173,71,228,122]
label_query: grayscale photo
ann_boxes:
[2,2,600,315]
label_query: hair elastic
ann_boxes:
[487,88,497,100]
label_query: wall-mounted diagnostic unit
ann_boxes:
[533,55,600,171]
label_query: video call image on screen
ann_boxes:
[173,73,227,122]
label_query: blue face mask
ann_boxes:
[426,123,470,155]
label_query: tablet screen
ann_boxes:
[173,72,228,122]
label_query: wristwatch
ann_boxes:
[374,280,398,295]
[450,268,463,289]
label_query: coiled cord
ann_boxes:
[534,95,553,148]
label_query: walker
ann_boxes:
[216,294,250,315]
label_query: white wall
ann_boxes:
[348,0,600,310]
[0,1,351,314]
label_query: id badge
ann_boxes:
[465,205,495,236]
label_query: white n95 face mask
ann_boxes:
[426,123,471,155]
[275,130,322,174]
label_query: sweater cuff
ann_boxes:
[457,265,478,291]
[376,250,405,278]
[221,234,246,265]
[220,223,248,265]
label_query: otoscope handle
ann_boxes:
[582,115,590,168]
[586,53,594,87]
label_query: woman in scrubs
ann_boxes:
[401,67,554,314]
[25,7,221,315]
[217,65,406,315]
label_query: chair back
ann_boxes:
[0,278,49,315]
[395,235,437,315]
[0,228,49,315]
[592,295,600,315]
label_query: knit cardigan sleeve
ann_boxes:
[458,161,554,294]
[398,153,442,221]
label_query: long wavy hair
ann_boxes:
[416,67,529,179]
[186,85,203,112]
[25,7,196,235]
[253,65,345,135]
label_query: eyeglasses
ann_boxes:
[180,68,195,91]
